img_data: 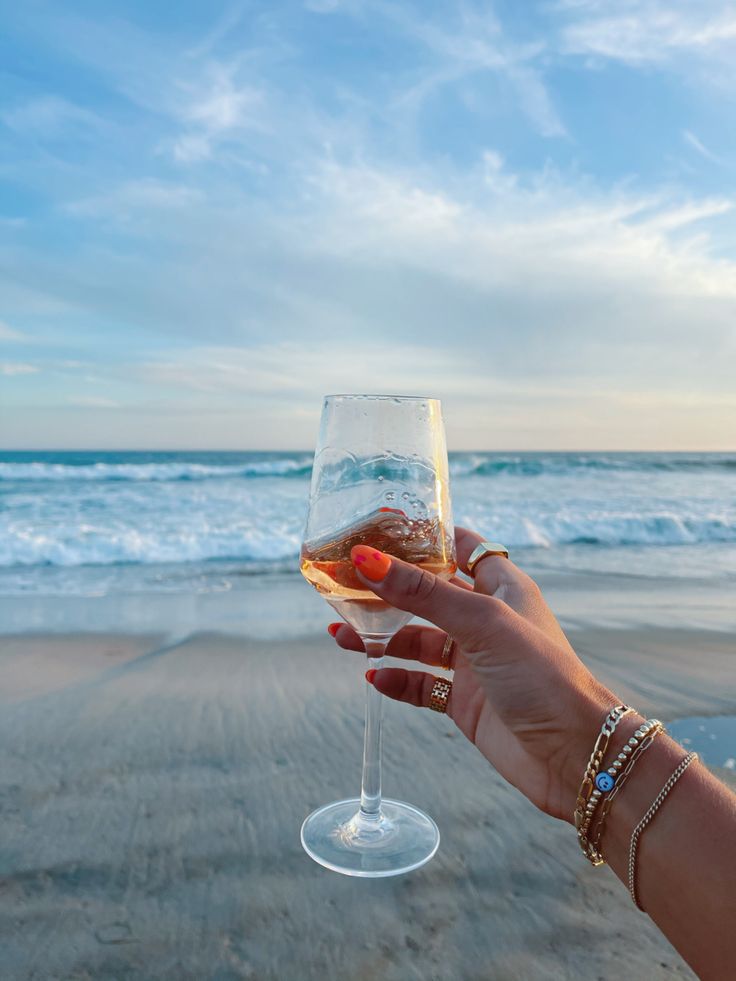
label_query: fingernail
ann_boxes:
[351,545,392,581]
[378,507,406,515]
[366,669,377,684]
[327,623,340,637]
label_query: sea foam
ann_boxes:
[1,451,735,571]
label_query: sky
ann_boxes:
[0,0,735,451]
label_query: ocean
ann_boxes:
[1,450,735,598]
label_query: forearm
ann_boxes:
[574,713,736,980]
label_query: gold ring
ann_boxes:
[466,542,509,577]
[440,635,455,670]
[429,677,452,713]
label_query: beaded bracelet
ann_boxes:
[628,751,698,910]
[574,704,633,861]
[587,720,665,863]
[576,717,663,865]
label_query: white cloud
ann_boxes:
[559,1,736,64]
[0,321,25,342]
[172,134,214,164]
[482,150,518,193]
[0,362,39,375]
[6,154,736,408]
[172,64,264,163]
[310,160,736,302]
[639,198,732,232]
[2,1,735,450]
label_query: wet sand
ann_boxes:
[1,620,734,981]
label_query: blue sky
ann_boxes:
[1,0,735,449]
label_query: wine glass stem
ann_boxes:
[359,640,387,818]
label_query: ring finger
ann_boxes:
[369,667,455,717]
[329,622,459,670]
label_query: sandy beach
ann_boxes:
[1,576,734,981]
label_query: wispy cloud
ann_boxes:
[67,395,120,408]
[140,341,468,398]
[2,95,101,137]
[184,3,249,60]
[0,362,39,376]
[682,129,723,164]
[304,0,348,12]
[64,179,203,221]
[558,1,736,65]
[2,0,736,448]
[382,3,565,137]
[0,322,26,342]
[172,64,264,163]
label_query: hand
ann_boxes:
[330,527,619,822]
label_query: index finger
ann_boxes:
[352,547,510,653]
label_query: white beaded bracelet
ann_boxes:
[628,751,698,910]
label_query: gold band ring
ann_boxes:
[429,677,452,713]
[466,542,509,577]
[440,635,455,670]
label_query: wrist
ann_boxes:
[600,727,693,873]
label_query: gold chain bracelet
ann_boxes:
[574,704,632,831]
[628,751,698,910]
[576,716,664,865]
[587,721,665,863]
[574,705,633,863]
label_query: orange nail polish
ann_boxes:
[366,669,377,683]
[351,545,392,581]
[327,623,340,637]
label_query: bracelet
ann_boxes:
[577,718,662,864]
[628,751,698,911]
[588,720,665,862]
[574,704,633,860]
[574,704,632,828]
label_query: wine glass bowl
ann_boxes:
[299,394,456,876]
[301,395,456,640]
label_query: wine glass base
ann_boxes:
[300,798,440,877]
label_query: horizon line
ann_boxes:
[1,447,734,455]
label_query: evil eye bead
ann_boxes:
[595,772,615,793]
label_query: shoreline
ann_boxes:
[1,561,734,639]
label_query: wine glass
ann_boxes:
[299,394,456,876]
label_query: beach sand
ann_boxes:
[2,603,735,981]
